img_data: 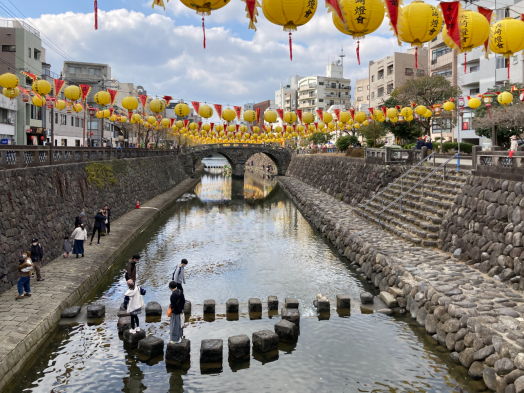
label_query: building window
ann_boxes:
[387,83,394,94]
[0,108,8,123]
[405,68,413,76]
[76,117,80,127]
[431,47,452,64]
[357,97,363,101]
[514,55,519,65]
[28,47,31,58]
[55,112,58,124]
[34,49,41,61]
[433,69,452,78]
[61,114,67,125]
[88,68,101,75]
[378,70,384,79]
[75,140,81,147]
[371,92,375,99]
[367,85,369,90]
[371,75,375,82]
[318,98,324,102]
[367,95,369,100]
[387,65,393,75]
[469,65,480,73]
[70,66,78,74]
[30,105,41,120]
[357,87,363,92]
[378,87,384,97]
[416,69,425,76]
[2,45,15,52]
[318,82,323,85]
[470,88,480,95]
[496,57,509,69]
[61,139,67,146]
[71,116,74,126]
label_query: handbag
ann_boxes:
[140,287,146,296]
[510,151,515,158]
[167,305,172,317]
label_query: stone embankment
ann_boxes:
[440,176,524,290]
[286,155,408,206]
[0,155,188,294]
[278,175,524,392]
[245,152,278,175]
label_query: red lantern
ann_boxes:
[88,107,97,116]
[22,95,29,103]
[40,136,44,140]
[31,136,34,140]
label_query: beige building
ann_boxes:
[368,48,428,109]
[353,77,369,111]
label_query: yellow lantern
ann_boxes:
[102,109,110,118]
[468,97,481,109]
[175,103,190,117]
[442,10,489,54]
[498,91,513,108]
[302,112,314,124]
[318,122,326,130]
[252,126,259,133]
[275,125,283,133]
[390,117,398,123]
[95,91,111,107]
[32,80,52,96]
[132,113,142,122]
[122,96,139,113]
[386,108,398,119]
[354,123,361,129]
[64,85,82,101]
[490,18,524,58]
[400,107,413,117]
[262,0,316,33]
[405,115,414,122]
[284,111,297,124]
[243,109,256,122]
[323,112,333,123]
[2,87,18,99]
[308,124,315,132]
[0,72,19,89]
[264,110,278,123]
[337,121,344,129]
[199,105,213,119]
[362,120,369,126]
[222,108,236,122]
[32,95,44,107]
[339,111,350,123]
[176,120,184,129]
[147,116,156,124]
[119,116,127,123]
[109,114,117,122]
[240,125,248,132]
[54,99,66,111]
[423,109,432,118]
[355,111,366,123]
[179,0,229,16]
[161,118,170,128]
[149,98,166,114]
[443,101,455,111]
[415,105,427,116]
[203,123,211,131]
[398,1,442,47]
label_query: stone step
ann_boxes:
[381,189,454,211]
[405,171,468,183]
[402,175,466,190]
[386,187,456,204]
[367,194,449,219]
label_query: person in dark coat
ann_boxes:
[90,210,105,245]
[74,212,85,228]
[125,254,141,283]
[426,139,433,152]
[169,281,186,343]
[416,137,426,150]
[30,238,44,281]
[103,205,111,234]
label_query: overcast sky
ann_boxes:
[2,0,453,105]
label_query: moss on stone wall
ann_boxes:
[85,162,117,189]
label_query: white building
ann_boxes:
[0,94,16,144]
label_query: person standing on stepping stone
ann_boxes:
[169,281,185,343]
[172,259,187,291]
[125,279,144,334]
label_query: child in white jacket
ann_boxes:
[125,279,144,333]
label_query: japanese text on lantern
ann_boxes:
[429,9,440,35]
[493,24,503,49]
[460,15,469,43]
[305,0,315,18]
[355,0,366,25]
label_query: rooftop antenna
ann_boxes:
[339,47,345,67]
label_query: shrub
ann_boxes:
[345,148,364,158]
[440,142,474,154]
[336,135,359,152]
[375,143,385,148]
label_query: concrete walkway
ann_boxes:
[0,176,201,391]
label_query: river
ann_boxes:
[6,157,487,392]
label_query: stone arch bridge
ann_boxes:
[185,144,294,177]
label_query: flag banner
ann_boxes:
[234,106,242,120]
[139,95,148,109]
[80,85,92,102]
[296,109,303,122]
[276,109,284,121]
[53,79,66,97]
[108,89,118,106]
[163,95,173,107]
[439,2,462,48]
[213,104,222,119]
[478,6,495,59]
[191,101,200,114]
[385,0,402,44]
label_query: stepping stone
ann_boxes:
[117,316,131,333]
[252,330,279,353]
[281,307,300,325]
[145,301,162,316]
[228,334,250,360]
[117,310,130,317]
[337,294,352,308]
[285,298,299,309]
[61,306,81,318]
[138,335,164,358]
[268,296,279,310]
[274,320,298,342]
[377,308,393,315]
[317,299,330,312]
[226,299,239,313]
[200,339,223,363]
[87,303,105,318]
[123,329,146,347]
[248,298,262,312]
[184,300,191,315]
[203,300,215,314]
[166,339,191,366]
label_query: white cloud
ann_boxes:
[27,7,411,105]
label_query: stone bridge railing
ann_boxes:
[0,146,181,170]
[365,147,424,165]
[185,143,289,152]
[472,145,524,181]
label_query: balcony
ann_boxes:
[298,102,315,109]
[299,85,316,91]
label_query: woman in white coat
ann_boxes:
[126,279,144,334]
[71,224,87,258]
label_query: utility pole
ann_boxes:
[51,104,54,147]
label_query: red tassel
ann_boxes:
[415,47,418,69]
[356,40,360,66]
[202,18,206,49]
[94,0,98,30]
[289,33,292,61]
[464,53,466,74]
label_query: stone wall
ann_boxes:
[286,155,408,206]
[245,153,278,175]
[0,156,188,294]
[440,175,524,288]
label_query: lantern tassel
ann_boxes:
[356,40,360,66]
[415,47,418,69]
[94,0,98,30]
[289,33,292,61]
[464,53,466,74]
[202,17,206,49]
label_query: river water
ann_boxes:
[7,157,488,393]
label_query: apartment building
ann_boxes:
[353,77,369,111]
[275,75,303,111]
[0,94,16,144]
[368,48,428,109]
[253,100,272,127]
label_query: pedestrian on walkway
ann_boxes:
[71,224,87,258]
[30,238,44,281]
[426,139,433,154]
[90,210,105,245]
[16,257,32,299]
[510,135,518,157]
[63,235,72,258]
[171,259,187,290]
[169,281,185,343]
[103,205,111,235]
[416,137,426,150]
[75,212,86,228]
[125,254,141,282]
[125,279,144,334]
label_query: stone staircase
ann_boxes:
[358,165,469,247]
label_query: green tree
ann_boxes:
[472,83,524,145]
[358,122,388,146]
[381,97,424,144]
[391,74,462,135]
[336,135,358,151]
[308,132,332,145]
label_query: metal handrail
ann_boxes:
[376,153,458,228]
[359,151,436,217]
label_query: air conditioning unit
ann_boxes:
[8,118,14,124]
